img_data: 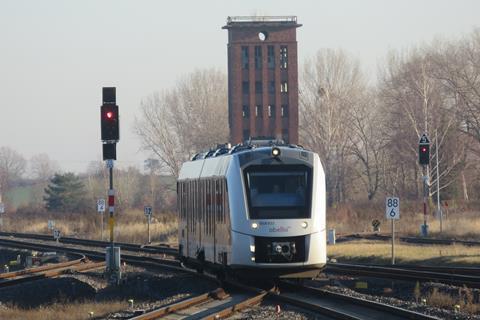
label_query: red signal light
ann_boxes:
[421,147,427,152]
[106,111,113,119]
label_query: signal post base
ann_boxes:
[105,246,122,285]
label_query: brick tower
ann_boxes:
[223,16,302,145]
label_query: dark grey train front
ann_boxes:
[177,144,327,278]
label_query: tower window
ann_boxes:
[267,46,275,69]
[280,46,288,69]
[282,129,289,142]
[241,46,249,69]
[255,46,262,69]
[280,81,288,93]
[243,129,250,141]
[255,81,263,94]
[255,105,263,118]
[281,105,289,118]
[242,81,249,94]
[242,105,250,118]
[269,81,275,94]
[268,105,275,118]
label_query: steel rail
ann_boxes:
[202,290,268,320]
[0,261,105,288]
[327,263,480,288]
[0,257,84,279]
[0,231,178,257]
[130,288,226,320]
[338,233,480,247]
[278,281,440,320]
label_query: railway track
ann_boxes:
[0,235,447,319]
[327,262,480,288]
[0,255,104,288]
[276,281,440,320]
[338,232,480,247]
[0,231,177,257]
[131,286,269,320]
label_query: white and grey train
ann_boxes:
[177,140,326,278]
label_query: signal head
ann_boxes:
[418,144,430,166]
[101,104,119,141]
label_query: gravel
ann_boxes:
[307,275,480,320]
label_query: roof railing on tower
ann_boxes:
[226,16,297,24]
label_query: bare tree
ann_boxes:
[379,47,468,199]
[135,68,228,177]
[30,153,60,181]
[0,146,26,200]
[348,90,385,200]
[300,49,366,204]
[430,29,480,145]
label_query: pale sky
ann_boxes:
[1,0,478,173]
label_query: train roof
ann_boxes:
[178,139,313,181]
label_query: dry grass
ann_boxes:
[1,209,178,245]
[327,201,480,240]
[425,286,480,313]
[328,240,480,266]
[0,300,127,320]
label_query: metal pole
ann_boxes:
[109,165,114,250]
[101,212,104,241]
[147,215,151,244]
[436,130,442,233]
[422,165,428,236]
[391,219,395,265]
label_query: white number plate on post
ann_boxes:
[386,197,400,220]
[144,206,152,216]
[97,199,106,213]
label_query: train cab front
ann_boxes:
[229,146,327,279]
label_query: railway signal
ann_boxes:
[418,134,430,165]
[100,87,120,142]
[99,87,121,283]
[418,133,430,237]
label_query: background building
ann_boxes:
[223,16,302,144]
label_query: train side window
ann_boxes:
[210,181,215,234]
[207,179,211,235]
[220,180,225,223]
[211,179,215,234]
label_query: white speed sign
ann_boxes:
[386,197,400,220]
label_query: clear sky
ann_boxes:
[1,0,478,173]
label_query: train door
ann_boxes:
[187,180,197,258]
[178,182,187,257]
[195,179,202,259]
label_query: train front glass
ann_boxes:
[244,164,312,219]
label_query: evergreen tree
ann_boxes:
[44,173,88,213]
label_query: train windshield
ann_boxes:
[244,165,312,219]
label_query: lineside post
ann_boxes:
[386,197,399,265]
[100,86,121,284]
[391,219,395,265]
[418,133,430,237]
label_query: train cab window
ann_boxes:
[244,165,312,219]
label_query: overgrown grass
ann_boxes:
[327,201,480,240]
[425,286,480,313]
[328,240,480,266]
[1,209,178,245]
[0,301,127,320]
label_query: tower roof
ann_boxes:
[222,16,302,29]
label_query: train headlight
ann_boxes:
[250,245,255,253]
[301,221,308,229]
[271,147,281,157]
[251,222,258,229]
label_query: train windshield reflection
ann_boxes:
[245,165,311,219]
